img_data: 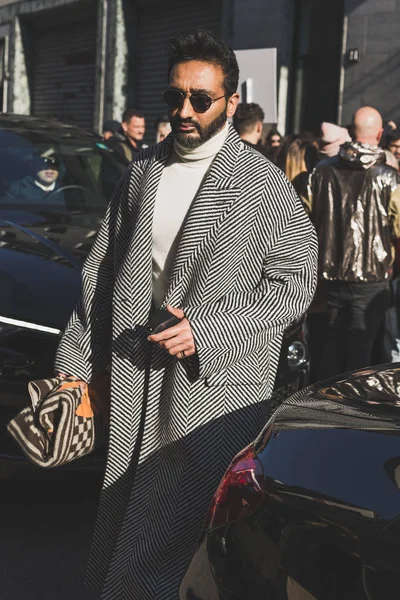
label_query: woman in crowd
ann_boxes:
[275,134,318,210]
[276,133,325,382]
[264,129,282,161]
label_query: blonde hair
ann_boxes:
[285,141,308,182]
[276,136,312,182]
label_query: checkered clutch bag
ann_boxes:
[7,376,109,468]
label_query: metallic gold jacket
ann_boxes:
[309,142,400,282]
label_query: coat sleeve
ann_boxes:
[184,196,318,380]
[54,168,131,382]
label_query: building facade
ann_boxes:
[0,0,398,139]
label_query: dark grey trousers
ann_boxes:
[318,280,391,381]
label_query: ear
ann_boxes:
[257,121,263,134]
[226,93,240,119]
[377,128,384,144]
[121,122,128,134]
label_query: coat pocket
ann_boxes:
[205,352,263,387]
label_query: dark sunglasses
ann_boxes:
[35,156,61,171]
[43,157,60,168]
[162,89,226,113]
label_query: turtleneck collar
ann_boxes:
[173,121,229,162]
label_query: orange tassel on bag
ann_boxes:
[58,381,94,418]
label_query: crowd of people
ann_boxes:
[101,98,400,386]
[233,102,400,383]
[101,110,172,164]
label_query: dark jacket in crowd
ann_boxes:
[105,132,142,165]
[5,176,65,207]
[309,141,400,282]
[243,140,271,159]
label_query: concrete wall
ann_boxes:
[222,0,295,133]
[223,0,294,64]
[0,0,105,128]
[342,0,400,124]
[0,0,298,132]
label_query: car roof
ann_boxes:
[0,113,100,143]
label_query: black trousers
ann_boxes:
[317,280,391,381]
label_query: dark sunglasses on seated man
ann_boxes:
[34,156,61,171]
[162,89,226,114]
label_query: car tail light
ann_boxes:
[205,444,265,530]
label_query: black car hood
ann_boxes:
[256,365,400,455]
[0,209,103,329]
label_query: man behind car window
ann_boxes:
[5,154,65,206]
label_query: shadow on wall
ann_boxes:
[343,49,400,120]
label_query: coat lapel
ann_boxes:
[127,138,173,323]
[164,126,243,305]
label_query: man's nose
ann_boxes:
[178,96,195,119]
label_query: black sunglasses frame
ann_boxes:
[162,89,227,114]
[36,157,61,170]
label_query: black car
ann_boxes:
[0,114,309,470]
[0,114,125,468]
[180,364,400,600]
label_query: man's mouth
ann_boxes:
[173,119,199,133]
[178,123,197,132]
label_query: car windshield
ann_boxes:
[0,127,125,214]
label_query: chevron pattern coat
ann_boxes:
[54,125,318,600]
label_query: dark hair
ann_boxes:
[168,29,239,97]
[122,108,145,123]
[266,129,282,145]
[233,103,264,134]
[386,129,400,147]
[102,119,122,134]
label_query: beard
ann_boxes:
[171,107,228,149]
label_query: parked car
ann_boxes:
[0,114,309,471]
[180,364,400,600]
[0,114,125,469]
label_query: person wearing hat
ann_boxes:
[309,107,400,379]
[102,119,122,141]
[319,122,351,158]
[5,154,65,206]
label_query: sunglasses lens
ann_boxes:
[190,95,212,113]
[162,90,214,113]
[163,90,184,109]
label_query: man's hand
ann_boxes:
[147,305,196,359]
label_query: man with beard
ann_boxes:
[55,29,317,600]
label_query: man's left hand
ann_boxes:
[147,305,196,359]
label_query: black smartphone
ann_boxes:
[145,308,182,335]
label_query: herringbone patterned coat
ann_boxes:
[55,126,318,599]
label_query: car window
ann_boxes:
[0,129,125,214]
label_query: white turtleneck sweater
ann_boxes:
[152,123,229,307]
